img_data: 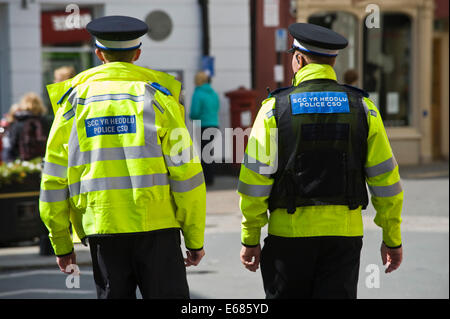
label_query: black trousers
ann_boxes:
[260,235,362,299]
[88,228,189,299]
[201,126,218,185]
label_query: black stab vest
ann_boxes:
[268,79,369,214]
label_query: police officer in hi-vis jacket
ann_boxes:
[40,16,206,299]
[238,23,403,299]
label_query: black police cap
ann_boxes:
[287,23,348,56]
[86,15,148,41]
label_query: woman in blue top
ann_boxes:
[190,71,220,186]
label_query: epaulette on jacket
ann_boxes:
[150,82,172,96]
[268,86,293,98]
[57,87,74,105]
[342,84,369,98]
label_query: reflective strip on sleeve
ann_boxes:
[362,98,377,118]
[362,98,370,115]
[243,153,274,177]
[40,188,69,202]
[43,162,68,178]
[164,145,196,167]
[69,173,169,197]
[237,180,272,197]
[368,181,403,197]
[152,100,165,114]
[266,109,275,119]
[63,108,75,120]
[62,89,79,120]
[365,156,398,177]
[169,172,204,193]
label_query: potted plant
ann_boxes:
[0,157,43,194]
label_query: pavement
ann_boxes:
[0,160,448,299]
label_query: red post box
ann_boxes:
[226,86,258,129]
[225,87,258,165]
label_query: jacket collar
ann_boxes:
[293,63,337,86]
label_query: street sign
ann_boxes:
[201,55,215,77]
[275,28,287,52]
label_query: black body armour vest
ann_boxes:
[268,79,369,214]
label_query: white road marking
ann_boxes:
[0,269,93,280]
[0,289,94,297]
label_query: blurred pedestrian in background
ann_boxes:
[1,93,49,163]
[344,69,359,86]
[1,103,20,163]
[189,71,220,186]
[53,66,76,83]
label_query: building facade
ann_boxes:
[0,0,447,166]
[0,0,251,144]
[252,0,448,165]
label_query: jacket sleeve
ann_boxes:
[237,98,277,246]
[158,94,206,250]
[363,97,403,248]
[39,98,74,256]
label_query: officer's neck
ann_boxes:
[293,63,336,86]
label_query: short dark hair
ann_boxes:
[297,50,336,66]
[100,49,138,63]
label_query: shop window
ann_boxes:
[363,13,412,127]
[308,12,358,83]
[41,8,95,116]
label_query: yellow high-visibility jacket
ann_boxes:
[40,62,206,256]
[238,63,403,248]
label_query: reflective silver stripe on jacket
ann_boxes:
[365,156,398,177]
[68,173,169,197]
[142,84,159,145]
[67,84,162,167]
[368,181,403,197]
[153,100,165,114]
[237,181,272,197]
[69,145,164,167]
[67,172,204,196]
[62,88,81,120]
[362,98,377,118]
[164,145,196,167]
[78,93,145,106]
[40,188,69,202]
[42,161,67,178]
[169,172,204,193]
[243,153,274,177]
[63,108,75,121]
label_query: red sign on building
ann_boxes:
[434,0,449,19]
[41,9,92,45]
